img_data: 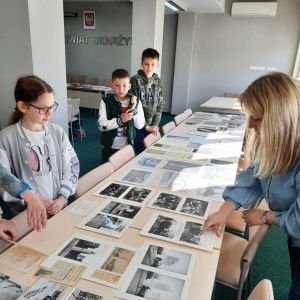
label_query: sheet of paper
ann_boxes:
[41,233,140,289]
[19,278,69,300]
[93,181,156,206]
[148,191,212,220]
[0,245,47,274]
[115,241,196,300]
[67,200,99,217]
[65,288,105,300]
[140,212,215,252]
[161,160,204,174]
[0,272,29,300]
[115,168,157,186]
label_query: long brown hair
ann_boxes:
[240,72,300,178]
[9,75,54,125]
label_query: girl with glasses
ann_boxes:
[0,75,79,217]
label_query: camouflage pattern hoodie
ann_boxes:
[130,69,163,127]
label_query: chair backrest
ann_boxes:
[67,104,72,123]
[75,162,114,199]
[162,121,176,135]
[174,113,186,126]
[224,92,240,98]
[247,280,274,300]
[143,132,162,148]
[184,109,193,118]
[85,77,98,86]
[68,99,80,116]
[103,79,111,87]
[66,73,71,83]
[73,74,86,84]
[109,145,135,171]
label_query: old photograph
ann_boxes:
[19,279,68,300]
[199,164,236,184]
[122,187,154,204]
[141,245,192,275]
[101,200,141,219]
[58,237,110,267]
[165,152,187,159]
[162,160,203,174]
[116,168,156,185]
[133,155,164,169]
[152,171,196,191]
[185,155,208,163]
[0,273,29,300]
[124,268,185,300]
[100,247,135,275]
[152,143,172,149]
[148,215,179,239]
[65,288,105,300]
[145,148,167,156]
[94,182,129,199]
[189,181,227,202]
[179,198,209,218]
[151,192,183,211]
[209,158,234,165]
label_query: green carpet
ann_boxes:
[1,109,291,299]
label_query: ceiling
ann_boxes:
[63,0,226,13]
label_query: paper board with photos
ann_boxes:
[148,191,212,220]
[41,233,140,289]
[76,203,132,238]
[65,288,105,300]
[132,155,165,169]
[115,241,196,300]
[0,272,29,300]
[115,168,157,186]
[140,212,215,252]
[18,278,68,300]
[161,160,205,175]
[93,181,156,205]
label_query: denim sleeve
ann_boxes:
[223,159,263,210]
[273,171,300,239]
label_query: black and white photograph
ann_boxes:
[162,160,203,174]
[185,155,208,163]
[166,135,190,142]
[124,268,185,300]
[199,164,236,184]
[189,181,227,202]
[19,278,68,300]
[152,171,196,191]
[148,215,179,239]
[141,245,192,275]
[85,214,129,232]
[133,155,164,169]
[101,200,141,219]
[209,159,234,165]
[151,192,182,211]
[145,148,167,156]
[165,152,187,159]
[0,273,29,300]
[122,187,154,204]
[192,149,214,155]
[58,237,111,267]
[65,288,105,300]
[116,168,156,185]
[179,222,205,246]
[180,198,209,218]
[153,143,172,149]
[95,182,129,199]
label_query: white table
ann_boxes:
[200,97,242,115]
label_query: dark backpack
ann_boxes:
[72,120,86,139]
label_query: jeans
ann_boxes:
[102,148,119,164]
[134,128,149,155]
[288,236,300,299]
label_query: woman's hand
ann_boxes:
[20,190,47,232]
[46,195,66,216]
[242,209,264,227]
[0,220,18,241]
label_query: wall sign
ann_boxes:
[83,11,96,30]
[65,34,132,46]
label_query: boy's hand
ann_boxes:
[0,220,18,241]
[131,96,137,111]
[46,195,66,216]
[39,196,54,210]
[146,126,159,136]
[122,110,133,123]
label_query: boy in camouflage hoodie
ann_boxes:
[130,48,163,155]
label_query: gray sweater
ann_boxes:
[0,120,79,214]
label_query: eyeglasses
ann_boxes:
[27,102,59,115]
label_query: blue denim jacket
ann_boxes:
[223,157,300,247]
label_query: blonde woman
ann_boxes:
[202,72,300,299]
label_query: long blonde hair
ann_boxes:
[240,72,300,178]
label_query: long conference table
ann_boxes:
[199,97,243,115]
[0,107,247,300]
